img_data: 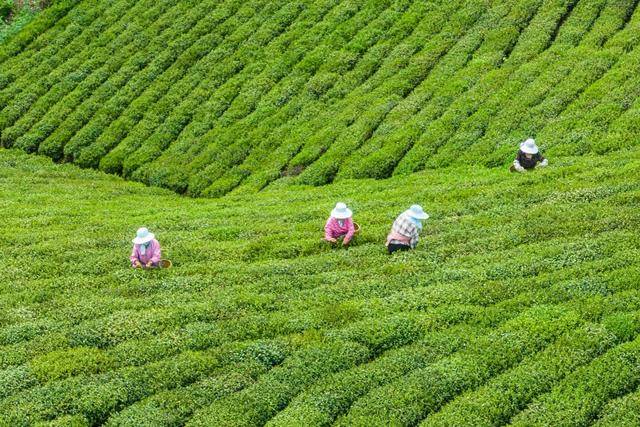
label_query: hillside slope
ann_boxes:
[1,147,639,425]
[1,0,640,196]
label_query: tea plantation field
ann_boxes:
[3,0,640,425]
[2,0,640,196]
[1,147,640,425]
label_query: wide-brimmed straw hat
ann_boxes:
[331,202,352,219]
[405,204,429,220]
[520,138,539,154]
[132,227,155,245]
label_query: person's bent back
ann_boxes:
[130,227,161,268]
[386,205,429,254]
[511,138,548,172]
[325,202,356,247]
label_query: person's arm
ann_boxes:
[343,218,355,244]
[537,154,548,167]
[130,246,140,267]
[149,241,161,265]
[410,224,419,248]
[325,218,337,241]
[513,156,526,172]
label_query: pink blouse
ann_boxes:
[130,239,161,267]
[325,217,355,244]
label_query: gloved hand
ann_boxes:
[146,261,154,268]
[537,159,548,168]
[134,260,142,268]
[327,237,337,243]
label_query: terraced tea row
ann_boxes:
[0,147,639,424]
[2,0,640,196]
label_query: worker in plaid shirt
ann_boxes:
[385,205,429,254]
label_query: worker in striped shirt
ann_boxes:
[385,205,429,254]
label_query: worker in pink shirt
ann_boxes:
[130,227,162,268]
[324,202,356,247]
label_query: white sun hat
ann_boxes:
[520,138,539,154]
[331,202,353,219]
[405,204,429,220]
[132,227,155,245]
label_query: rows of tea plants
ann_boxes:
[1,0,248,154]
[99,0,382,178]
[0,0,49,44]
[0,146,639,424]
[1,0,639,196]
[123,0,408,192]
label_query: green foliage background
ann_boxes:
[0,1,44,44]
[2,0,640,424]
[1,147,639,425]
[1,0,640,196]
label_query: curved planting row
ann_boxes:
[0,0,83,64]
[3,0,186,157]
[0,0,176,135]
[0,148,639,423]
[0,0,151,148]
[166,0,436,195]
[101,0,349,178]
[126,0,401,194]
[3,0,639,195]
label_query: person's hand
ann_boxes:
[343,239,350,247]
[134,260,142,268]
[328,238,337,243]
[146,261,153,268]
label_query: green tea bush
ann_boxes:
[84,0,258,173]
[104,372,255,426]
[268,326,478,426]
[595,390,640,426]
[0,350,219,425]
[60,0,211,162]
[0,0,81,63]
[1,0,139,150]
[0,332,70,369]
[0,0,159,140]
[34,414,90,427]
[29,347,114,382]
[0,0,115,105]
[0,365,38,400]
[511,334,640,425]
[135,0,398,193]
[0,1,98,81]
[422,311,640,426]
[187,340,369,426]
[1,0,640,192]
[32,0,180,160]
[1,1,640,419]
[337,306,582,425]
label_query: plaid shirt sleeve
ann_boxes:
[392,215,419,248]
